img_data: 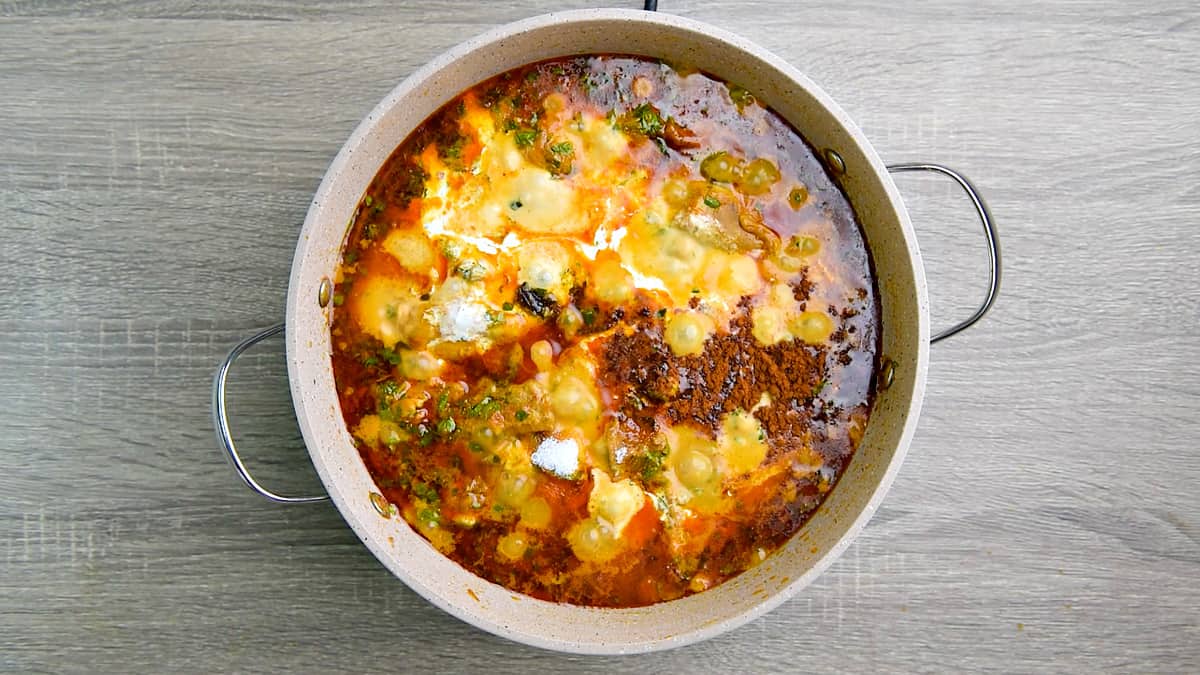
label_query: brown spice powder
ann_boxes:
[599,296,826,451]
[673,311,825,445]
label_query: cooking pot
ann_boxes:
[211,8,999,653]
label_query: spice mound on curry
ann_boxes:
[329,55,880,607]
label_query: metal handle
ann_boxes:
[887,163,1001,344]
[211,323,329,504]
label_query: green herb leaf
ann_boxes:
[638,442,670,481]
[632,103,664,136]
[379,380,404,400]
[514,128,538,148]
[467,396,502,419]
[413,482,439,504]
[378,348,404,366]
[703,195,721,208]
[550,141,573,155]
[439,135,466,164]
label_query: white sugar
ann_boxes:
[531,437,580,479]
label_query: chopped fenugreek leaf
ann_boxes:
[413,482,439,503]
[632,103,664,136]
[514,128,538,147]
[467,396,502,418]
[379,380,403,402]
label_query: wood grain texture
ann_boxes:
[1,0,1198,672]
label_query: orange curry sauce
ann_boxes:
[329,56,879,607]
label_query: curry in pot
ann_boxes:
[328,56,880,607]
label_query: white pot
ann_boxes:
[213,8,998,654]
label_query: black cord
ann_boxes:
[643,0,657,10]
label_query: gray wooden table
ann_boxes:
[2,0,1197,672]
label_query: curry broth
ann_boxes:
[329,56,879,607]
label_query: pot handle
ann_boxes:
[211,323,330,504]
[887,163,1001,343]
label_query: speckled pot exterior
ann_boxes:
[285,9,929,654]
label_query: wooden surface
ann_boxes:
[2,0,1197,671]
